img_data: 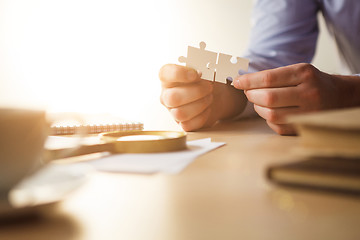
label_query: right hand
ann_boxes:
[159,64,215,131]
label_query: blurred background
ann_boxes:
[0,0,340,130]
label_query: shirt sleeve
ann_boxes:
[244,0,321,73]
[237,0,321,119]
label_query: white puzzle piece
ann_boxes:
[178,42,217,81]
[179,42,249,84]
[215,53,249,85]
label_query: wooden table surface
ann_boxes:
[1,118,360,240]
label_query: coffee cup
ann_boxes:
[0,108,49,193]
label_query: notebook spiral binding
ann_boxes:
[51,122,144,135]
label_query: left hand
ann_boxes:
[233,63,343,135]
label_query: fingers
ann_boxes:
[159,64,201,88]
[266,120,297,136]
[233,64,305,90]
[161,80,213,108]
[253,104,299,135]
[254,105,300,124]
[169,94,213,122]
[179,108,212,132]
[245,86,300,108]
[159,64,216,132]
[231,63,325,135]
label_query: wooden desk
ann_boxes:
[1,118,360,240]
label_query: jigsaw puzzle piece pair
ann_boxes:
[179,41,249,85]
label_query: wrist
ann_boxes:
[333,74,360,108]
[212,82,247,121]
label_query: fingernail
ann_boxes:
[233,77,240,87]
[187,69,197,81]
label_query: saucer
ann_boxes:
[0,163,93,219]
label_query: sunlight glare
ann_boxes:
[0,0,173,122]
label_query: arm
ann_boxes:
[237,0,322,119]
[159,0,323,132]
[233,0,360,135]
[244,0,320,72]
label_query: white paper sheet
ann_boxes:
[88,138,225,174]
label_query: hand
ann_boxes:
[159,64,247,131]
[233,63,360,135]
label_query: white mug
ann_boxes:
[0,108,48,193]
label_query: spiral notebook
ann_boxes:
[50,113,143,135]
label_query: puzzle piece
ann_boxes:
[178,41,217,81]
[179,42,249,84]
[214,53,249,85]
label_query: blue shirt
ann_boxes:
[244,0,360,75]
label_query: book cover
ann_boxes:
[287,107,360,157]
[266,156,360,193]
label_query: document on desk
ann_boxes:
[88,138,225,174]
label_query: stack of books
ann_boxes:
[266,107,360,193]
